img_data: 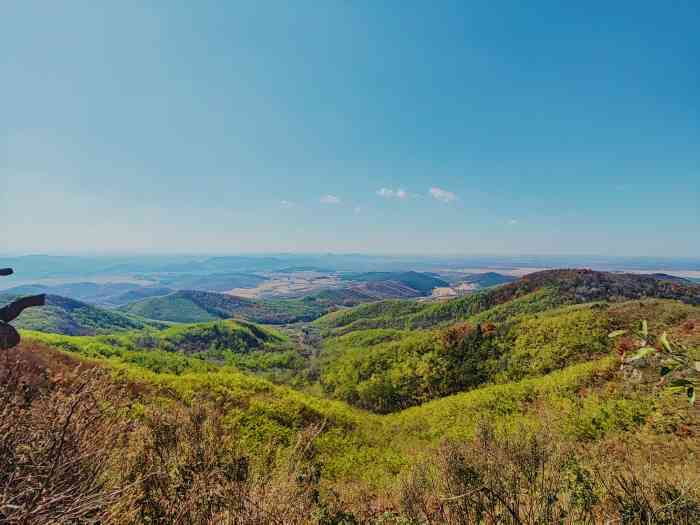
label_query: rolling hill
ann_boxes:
[460,271,517,288]
[0,293,163,335]
[27,318,303,377]
[316,269,700,335]
[118,277,448,326]
[119,289,327,324]
[340,270,448,295]
[0,282,174,307]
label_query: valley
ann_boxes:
[4,265,699,522]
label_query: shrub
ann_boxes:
[400,422,700,525]
[0,352,129,524]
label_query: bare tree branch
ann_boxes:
[0,294,46,324]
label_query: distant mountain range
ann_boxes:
[2,269,453,310]
[3,253,698,281]
[155,272,266,292]
[4,269,698,336]
[1,283,174,307]
[341,271,448,294]
[0,274,265,306]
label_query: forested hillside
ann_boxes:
[3,269,699,523]
[0,292,164,335]
[341,271,449,294]
[317,269,700,334]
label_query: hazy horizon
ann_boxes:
[3,251,700,261]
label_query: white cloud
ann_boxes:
[376,187,408,199]
[429,187,457,203]
[320,194,341,204]
[508,219,518,225]
[280,200,294,207]
[354,206,362,214]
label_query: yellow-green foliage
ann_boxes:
[561,394,653,441]
[315,286,565,336]
[465,288,569,325]
[402,287,564,329]
[319,304,614,413]
[21,298,700,490]
[93,352,627,484]
[502,308,611,380]
[384,357,616,443]
[323,328,410,350]
[24,320,304,376]
[26,330,218,374]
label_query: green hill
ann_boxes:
[0,293,163,335]
[461,271,517,288]
[26,318,304,377]
[120,289,327,324]
[316,269,700,335]
[341,270,448,295]
[317,299,700,413]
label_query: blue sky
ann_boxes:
[2,1,698,256]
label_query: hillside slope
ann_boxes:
[120,289,327,324]
[341,271,448,295]
[317,269,700,334]
[0,293,162,335]
[27,318,304,377]
[461,271,518,288]
[318,299,700,413]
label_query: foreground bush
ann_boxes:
[0,346,336,524]
[401,422,700,525]
[0,351,128,524]
[113,403,328,524]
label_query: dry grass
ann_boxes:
[112,402,327,524]
[400,422,700,525]
[0,346,130,524]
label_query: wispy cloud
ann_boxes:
[354,206,362,214]
[280,200,294,208]
[508,218,518,225]
[320,194,341,204]
[377,187,408,199]
[429,187,457,203]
